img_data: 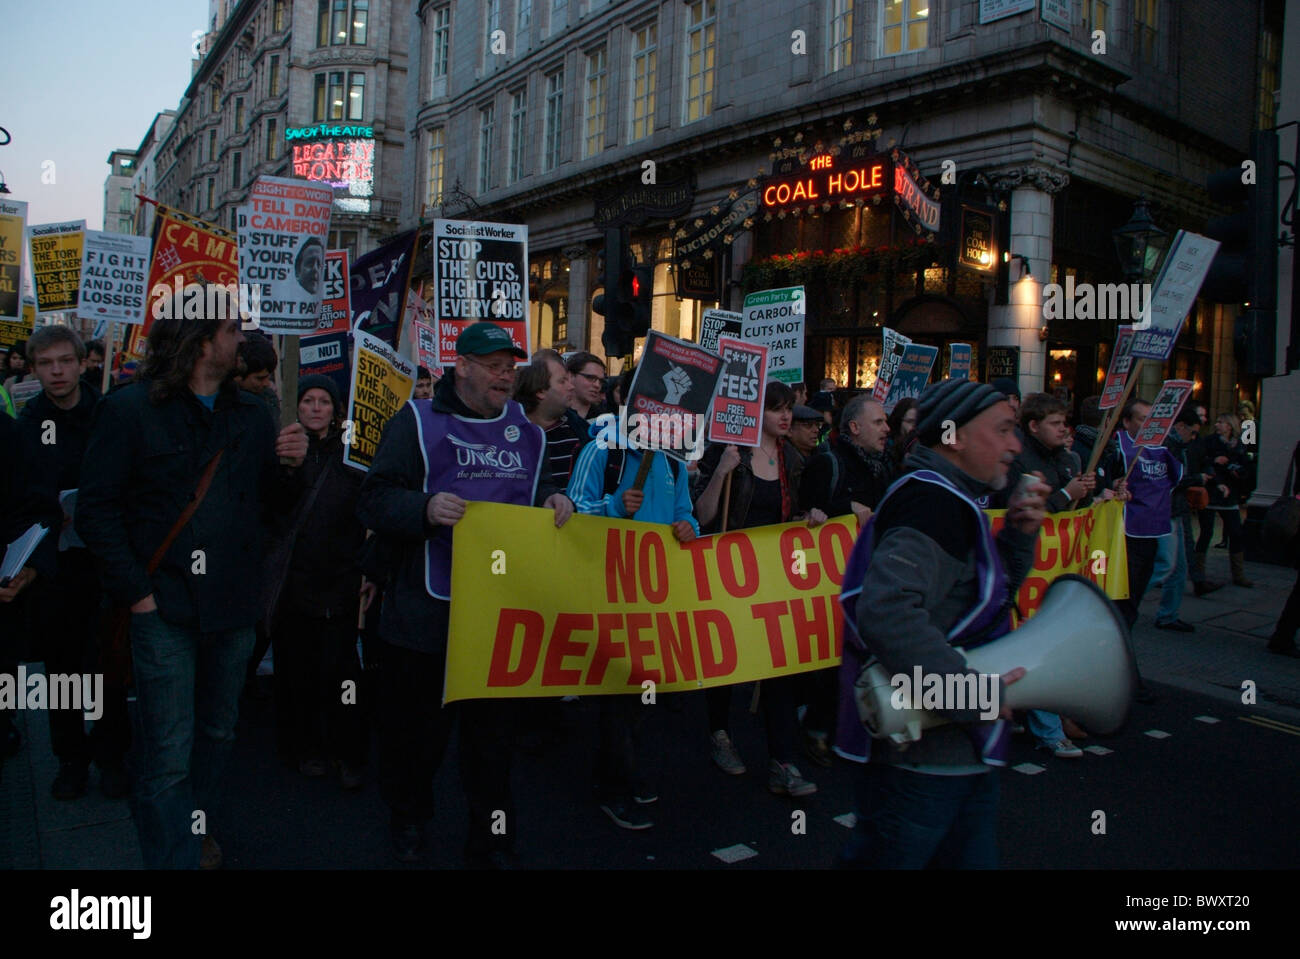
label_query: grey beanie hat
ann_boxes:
[915,378,1008,446]
[298,373,342,410]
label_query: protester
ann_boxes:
[1151,406,1218,629]
[265,375,368,790]
[568,402,700,828]
[994,392,1096,758]
[0,380,13,418]
[235,332,280,427]
[792,382,808,407]
[566,351,607,420]
[413,366,434,400]
[787,404,824,462]
[837,378,1047,868]
[799,394,894,524]
[77,290,310,869]
[516,349,588,488]
[885,397,919,469]
[1104,398,1179,704]
[1072,395,1115,473]
[693,382,827,793]
[991,377,1021,419]
[82,340,106,391]
[2,341,31,393]
[0,401,40,783]
[1197,413,1253,587]
[356,320,572,866]
[17,326,131,799]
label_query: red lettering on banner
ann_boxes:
[694,609,737,678]
[819,523,855,586]
[639,533,668,603]
[680,538,716,601]
[751,601,789,667]
[780,527,819,590]
[656,612,698,683]
[1018,576,1049,614]
[626,613,660,684]
[541,612,592,686]
[606,530,638,602]
[487,609,544,686]
[791,596,832,663]
[716,532,759,598]
[585,613,627,685]
[1038,517,1058,568]
[1065,514,1090,566]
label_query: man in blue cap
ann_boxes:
[357,320,573,867]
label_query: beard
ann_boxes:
[989,469,1010,492]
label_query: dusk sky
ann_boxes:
[2,1,208,245]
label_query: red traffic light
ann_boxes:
[631,274,641,298]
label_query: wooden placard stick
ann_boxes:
[100,322,116,394]
[278,335,300,453]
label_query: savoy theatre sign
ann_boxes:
[760,148,941,233]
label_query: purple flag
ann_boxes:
[350,229,418,347]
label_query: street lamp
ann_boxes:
[1112,195,1169,282]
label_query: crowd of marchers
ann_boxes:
[1,310,1298,870]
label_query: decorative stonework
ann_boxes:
[988,165,1071,195]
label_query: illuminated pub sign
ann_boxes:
[761,153,893,210]
[285,124,375,214]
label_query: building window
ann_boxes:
[273,0,287,32]
[1134,0,1158,65]
[880,0,927,57]
[352,0,368,44]
[348,72,365,120]
[629,23,656,143]
[828,0,852,72]
[119,187,132,214]
[1081,0,1108,38]
[427,127,445,208]
[682,1,716,124]
[232,152,242,189]
[207,178,215,210]
[234,98,245,130]
[543,69,564,171]
[583,47,607,158]
[486,0,501,59]
[479,104,495,194]
[1258,20,1281,130]
[269,54,281,95]
[432,6,451,81]
[518,0,532,41]
[319,0,343,45]
[266,118,278,161]
[329,230,359,261]
[508,89,528,183]
[315,72,349,121]
[210,85,221,112]
[208,129,217,163]
[552,0,567,34]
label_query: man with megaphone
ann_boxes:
[836,378,1049,869]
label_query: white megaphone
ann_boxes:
[856,574,1136,744]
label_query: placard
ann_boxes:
[27,220,85,314]
[698,308,742,353]
[316,249,351,334]
[343,328,416,472]
[623,331,725,462]
[0,199,28,322]
[1099,326,1136,410]
[299,331,351,401]
[883,343,939,413]
[237,175,334,334]
[947,342,972,380]
[432,219,529,365]
[708,337,769,447]
[77,231,152,325]
[1134,379,1193,447]
[1131,230,1220,361]
[741,286,804,384]
[979,0,1036,23]
[872,327,911,400]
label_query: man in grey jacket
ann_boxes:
[837,378,1047,868]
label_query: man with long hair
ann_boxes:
[77,288,309,869]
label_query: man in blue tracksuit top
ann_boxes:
[567,424,699,830]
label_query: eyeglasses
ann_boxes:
[464,355,517,377]
[575,372,605,383]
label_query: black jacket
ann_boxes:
[16,383,100,574]
[76,378,302,631]
[355,374,562,655]
[1202,434,1253,508]
[0,411,41,568]
[1164,431,1207,518]
[278,428,366,620]
[695,440,797,534]
[798,435,894,518]
[998,433,1080,513]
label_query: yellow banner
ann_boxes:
[445,499,1131,702]
[28,220,85,314]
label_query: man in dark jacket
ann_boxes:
[18,325,131,800]
[356,321,573,867]
[516,348,589,488]
[77,295,309,869]
[0,410,40,780]
[837,378,1046,867]
[1151,406,1220,628]
[799,394,894,522]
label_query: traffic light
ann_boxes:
[629,263,653,337]
[1203,130,1279,376]
[594,227,650,359]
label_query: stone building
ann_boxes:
[401,0,1283,431]
[149,0,410,261]
[103,150,138,235]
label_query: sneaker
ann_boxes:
[768,760,818,797]
[97,761,131,799]
[632,779,658,804]
[51,760,89,801]
[1037,738,1083,759]
[392,823,424,863]
[1155,619,1195,632]
[710,730,746,775]
[599,798,654,830]
[801,729,833,768]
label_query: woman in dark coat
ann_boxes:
[1196,412,1253,587]
[267,374,370,788]
[692,382,828,797]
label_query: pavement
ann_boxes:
[2,549,1298,870]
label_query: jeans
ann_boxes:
[841,763,999,869]
[129,612,255,869]
[1153,530,1188,624]
[1180,514,1205,584]
[704,674,802,763]
[1026,709,1066,748]
[594,694,649,800]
